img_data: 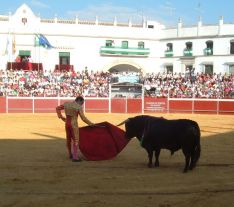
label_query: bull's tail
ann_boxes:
[192,122,201,168]
[193,143,201,165]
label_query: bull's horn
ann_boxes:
[116,119,129,126]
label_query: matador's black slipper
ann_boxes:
[72,159,82,162]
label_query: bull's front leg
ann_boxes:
[154,148,161,167]
[182,149,191,173]
[146,149,153,168]
[183,155,191,173]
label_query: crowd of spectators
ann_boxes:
[0,69,233,98]
[144,72,234,98]
[0,69,110,97]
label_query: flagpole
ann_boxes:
[36,33,40,72]
[38,34,40,71]
[10,30,13,70]
[37,42,39,71]
[38,42,40,71]
[34,34,37,71]
[11,32,14,70]
[6,31,10,70]
[35,33,53,72]
[10,33,12,69]
[9,31,12,70]
[10,32,12,70]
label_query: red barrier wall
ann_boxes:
[127,99,142,113]
[219,101,234,114]
[194,100,218,114]
[34,99,59,113]
[85,99,109,113]
[59,99,72,105]
[0,97,6,113]
[35,98,110,113]
[169,100,192,113]
[111,99,126,113]
[2,97,234,115]
[8,98,33,113]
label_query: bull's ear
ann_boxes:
[116,118,130,126]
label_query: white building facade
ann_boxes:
[0,4,234,75]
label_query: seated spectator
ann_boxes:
[0,69,233,99]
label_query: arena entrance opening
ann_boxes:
[109,63,143,113]
[110,82,143,113]
[109,64,142,84]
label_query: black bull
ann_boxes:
[117,115,201,173]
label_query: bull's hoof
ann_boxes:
[189,165,194,170]
[148,163,153,168]
[183,169,188,173]
[154,163,159,167]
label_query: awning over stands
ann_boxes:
[19,50,31,56]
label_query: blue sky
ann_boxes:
[1,0,234,26]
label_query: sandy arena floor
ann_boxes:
[0,113,234,207]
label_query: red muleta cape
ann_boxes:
[79,122,129,161]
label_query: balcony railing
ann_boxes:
[55,64,74,71]
[100,46,150,56]
[183,49,193,56]
[204,48,213,56]
[165,50,173,57]
[6,62,43,71]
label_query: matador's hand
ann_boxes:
[61,117,66,122]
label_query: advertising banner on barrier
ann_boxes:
[144,97,168,112]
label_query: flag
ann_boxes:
[35,33,54,49]
[4,34,13,56]
[4,37,9,55]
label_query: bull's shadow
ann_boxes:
[31,132,64,140]
[0,130,233,170]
